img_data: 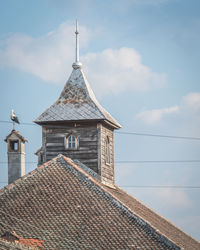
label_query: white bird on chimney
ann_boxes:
[10,109,20,129]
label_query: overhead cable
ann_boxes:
[116,131,200,141]
[0,120,200,140]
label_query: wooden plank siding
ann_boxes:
[42,123,99,173]
[99,124,114,186]
[40,122,115,186]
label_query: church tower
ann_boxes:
[34,21,121,186]
[5,130,27,184]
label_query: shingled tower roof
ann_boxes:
[34,67,121,128]
[34,20,121,129]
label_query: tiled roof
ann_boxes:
[34,67,121,129]
[0,231,42,249]
[0,238,36,250]
[0,155,199,249]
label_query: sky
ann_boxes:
[0,0,200,242]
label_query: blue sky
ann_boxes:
[0,0,200,241]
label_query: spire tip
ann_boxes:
[73,19,82,69]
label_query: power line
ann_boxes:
[115,160,200,164]
[0,162,38,164]
[116,131,200,141]
[0,182,200,189]
[120,185,200,189]
[1,120,200,140]
[1,160,200,164]
[0,120,37,126]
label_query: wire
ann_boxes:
[1,120,200,140]
[115,160,200,163]
[116,131,200,141]
[0,162,37,164]
[0,182,200,189]
[120,185,200,189]
[0,120,37,126]
[0,160,200,164]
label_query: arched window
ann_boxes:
[105,136,110,164]
[65,135,78,150]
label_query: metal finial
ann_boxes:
[72,20,82,69]
[75,20,79,63]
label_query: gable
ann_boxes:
[0,155,188,249]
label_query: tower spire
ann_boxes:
[72,20,82,69]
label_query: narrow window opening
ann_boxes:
[105,137,110,165]
[10,140,19,151]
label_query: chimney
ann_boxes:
[4,130,27,184]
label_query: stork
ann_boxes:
[10,109,20,129]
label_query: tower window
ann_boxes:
[105,137,110,165]
[65,135,78,150]
[10,140,19,151]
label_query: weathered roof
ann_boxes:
[0,231,42,249]
[34,67,121,129]
[4,130,27,143]
[0,237,37,250]
[0,239,30,250]
[1,155,199,249]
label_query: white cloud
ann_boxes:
[181,92,200,114]
[83,48,166,96]
[136,106,179,124]
[136,92,200,127]
[0,22,91,83]
[0,22,166,97]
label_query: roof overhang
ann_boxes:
[34,119,121,129]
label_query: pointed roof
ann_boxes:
[4,130,27,143]
[35,21,121,129]
[34,67,121,128]
[1,155,199,249]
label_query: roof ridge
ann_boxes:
[1,155,198,249]
[108,185,200,247]
[0,157,59,195]
[52,155,182,249]
[80,69,121,128]
[59,155,199,249]
[122,186,200,244]
[104,185,200,249]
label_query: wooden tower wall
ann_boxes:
[42,123,99,174]
[41,122,115,185]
